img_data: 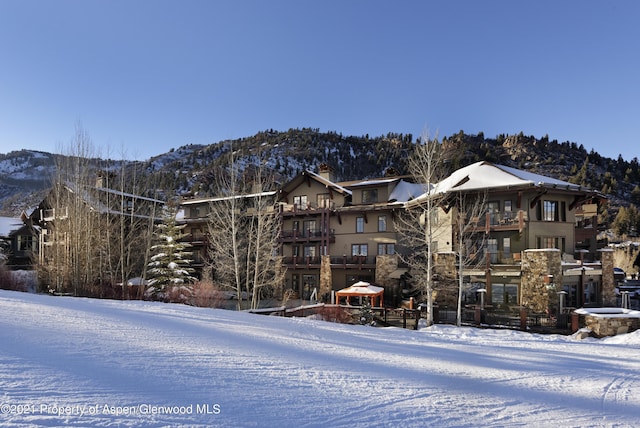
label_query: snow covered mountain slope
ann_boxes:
[1,290,639,427]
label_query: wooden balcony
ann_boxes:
[279,228,335,243]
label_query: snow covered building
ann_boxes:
[407,161,610,312]
[179,161,610,313]
[276,164,424,304]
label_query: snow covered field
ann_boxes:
[1,290,639,427]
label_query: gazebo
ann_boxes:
[335,281,384,307]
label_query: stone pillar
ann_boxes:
[319,255,332,301]
[375,255,398,288]
[599,249,616,306]
[521,249,562,313]
[433,252,457,280]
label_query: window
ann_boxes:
[302,275,317,299]
[293,195,308,210]
[543,200,558,221]
[304,220,317,237]
[503,237,511,259]
[356,217,365,233]
[504,200,512,213]
[190,206,201,218]
[503,200,513,222]
[352,244,368,256]
[18,235,34,252]
[487,238,498,263]
[303,245,316,258]
[378,215,387,232]
[317,193,330,208]
[378,243,395,255]
[362,189,378,204]
[487,202,500,225]
[538,236,565,252]
[491,284,518,305]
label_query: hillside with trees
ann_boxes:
[2,128,640,235]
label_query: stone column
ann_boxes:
[521,249,562,313]
[375,255,398,288]
[599,249,616,306]
[319,255,332,301]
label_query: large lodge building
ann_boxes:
[180,161,611,313]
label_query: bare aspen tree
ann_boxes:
[206,145,284,310]
[207,146,246,308]
[395,128,446,326]
[245,159,284,310]
[43,125,102,295]
[452,191,487,326]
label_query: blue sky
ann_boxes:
[1,0,638,161]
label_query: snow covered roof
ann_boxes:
[335,281,384,296]
[388,180,428,203]
[181,191,277,205]
[347,177,399,187]
[432,161,583,195]
[407,161,594,207]
[0,217,23,237]
[304,170,352,195]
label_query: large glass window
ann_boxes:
[356,217,365,233]
[293,195,308,210]
[491,283,518,305]
[487,202,500,225]
[352,244,368,256]
[317,193,330,209]
[378,243,395,255]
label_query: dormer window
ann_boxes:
[362,189,378,204]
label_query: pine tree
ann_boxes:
[359,301,375,326]
[147,210,196,301]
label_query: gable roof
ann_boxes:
[406,161,603,208]
[432,161,584,195]
[278,170,352,199]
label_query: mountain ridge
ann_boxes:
[2,129,638,224]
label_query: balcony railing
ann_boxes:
[281,255,376,268]
[468,210,527,231]
[280,228,335,242]
[282,256,322,267]
[280,200,335,215]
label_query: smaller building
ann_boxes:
[0,214,37,270]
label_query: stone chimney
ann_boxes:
[318,163,336,182]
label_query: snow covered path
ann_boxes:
[1,290,640,427]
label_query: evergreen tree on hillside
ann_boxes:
[147,210,196,300]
